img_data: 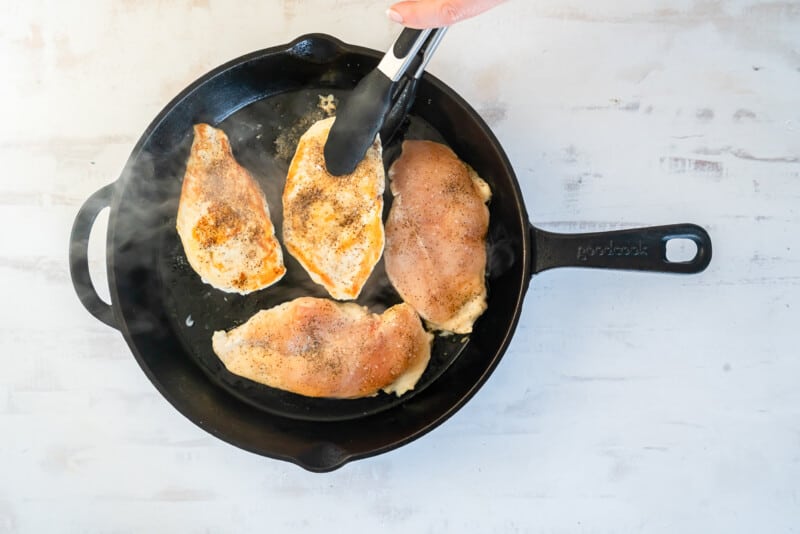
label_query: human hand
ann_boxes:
[387,0,506,29]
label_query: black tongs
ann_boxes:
[323,27,448,176]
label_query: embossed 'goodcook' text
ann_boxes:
[577,240,649,262]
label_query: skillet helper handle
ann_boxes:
[69,183,118,329]
[532,223,712,275]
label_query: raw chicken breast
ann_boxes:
[283,117,384,300]
[212,297,433,399]
[176,124,285,294]
[385,140,491,334]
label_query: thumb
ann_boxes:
[388,0,504,29]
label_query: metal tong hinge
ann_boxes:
[378,27,448,83]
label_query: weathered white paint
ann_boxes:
[1,1,799,532]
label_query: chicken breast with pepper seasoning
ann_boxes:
[385,140,491,334]
[211,297,433,399]
[176,124,285,294]
[282,117,385,300]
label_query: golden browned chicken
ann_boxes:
[211,297,433,399]
[384,140,491,334]
[176,124,285,293]
[282,117,385,300]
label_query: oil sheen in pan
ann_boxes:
[158,87,479,422]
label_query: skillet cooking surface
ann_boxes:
[156,87,487,421]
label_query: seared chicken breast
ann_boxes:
[283,117,384,300]
[212,297,433,399]
[177,124,285,294]
[385,141,491,334]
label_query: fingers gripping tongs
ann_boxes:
[323,27,448,176]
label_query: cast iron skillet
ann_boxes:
[69,34,711,472]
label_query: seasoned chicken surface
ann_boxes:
[177,124,285,294]
[212,297,433,399]
[283,117,384,300]
[385,141,491,334]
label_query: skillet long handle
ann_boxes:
[531,223,712,275]
[69,183,118,328]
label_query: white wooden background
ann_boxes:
[2,0,799,532]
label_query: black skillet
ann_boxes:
[69,34,711,472]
